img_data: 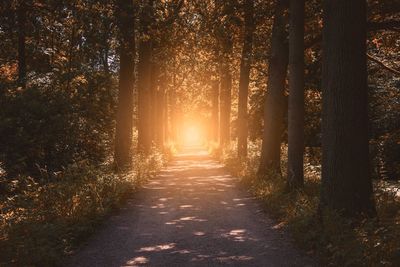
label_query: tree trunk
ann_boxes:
[164,87,169,145]
[219,40,233,148]
[66,5,76,91]
[211,79,219,143]
[320,0,375,216]
[102,20,110,74]
[170,57,178,145]
[237,0,255,158]
[218,2,234,148]
[138,0,153,153]
[17,0,26,86]
[287,0,305,189]
[150,61,159,145]
[155,69,166,148]
[258,0,289,176]
[169,89,177,144]
[114,0,135,169]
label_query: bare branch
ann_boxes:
[367,54,400,76]
[367,20,400,32]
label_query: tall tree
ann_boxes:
[163,80,169,145]
[320,0,375,216]
[219,41,233,148]
[114,0,136,169]
[169,54,179,144]
[17,0,26,86]
[138,0,154,153]
[218,2,234,148]
[258,0,289,176]
[155,67,166,148]
[287,0,305,189]
[211,79,219,143]
[237,0,255,158]
[149,61,160,144]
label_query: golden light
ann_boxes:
[183,123,204,146]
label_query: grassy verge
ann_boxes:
[0,150,165,266]
[220,142,400,266]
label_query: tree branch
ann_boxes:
[367,54,400,76]
[367,20,400,32]
[305,20,400,49]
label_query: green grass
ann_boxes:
[221,142,400,266]
[0,149,165,266]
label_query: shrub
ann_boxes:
[0,149,165,266]
[0,72,116,177]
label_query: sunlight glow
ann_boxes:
[183,123,204,146]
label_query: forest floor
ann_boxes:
[65,147,315,267]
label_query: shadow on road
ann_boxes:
[66,147,314,267]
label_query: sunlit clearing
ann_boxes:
[183,124,203,146]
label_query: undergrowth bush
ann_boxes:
[0,72,116,177]
[220,141,400,266]
[0,149,165,266]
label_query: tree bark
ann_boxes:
[211,79,219,143]
[66,5,77,91]
[150,61,159,144]
[320,0,375,216]
[170,56,179,145]
[258,0,289,176]
[114,0,135,169]
[155,68,166,148]
[102,20,110,74]
[138,0,153,153]
[163,86,169,145]
[287,0,305,189]
[237,0,255,158]
[17,0,26,86]
[219,37,233,148]
[218,2,234,148]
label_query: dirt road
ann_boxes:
[66,148,314,266]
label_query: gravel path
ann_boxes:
[66,148,315,267]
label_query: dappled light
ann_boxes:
[136,243,176,252]
[124,256,149,266]
[65,148,311,266]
